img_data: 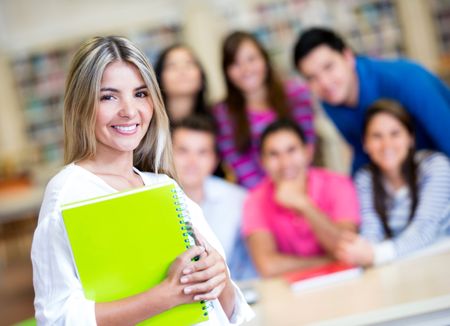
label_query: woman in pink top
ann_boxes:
[213,31,315,189]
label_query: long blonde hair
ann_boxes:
[64,36,175,178]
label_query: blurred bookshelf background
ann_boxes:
[0,0,449,324]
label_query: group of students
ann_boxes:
[30,26,450,325]
[154,27,450,276]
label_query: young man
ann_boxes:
[172,115,257,280]
[294,27,450,173]
[243,119,360,277]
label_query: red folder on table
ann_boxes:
[283,262,363,292]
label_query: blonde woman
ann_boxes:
[31,36,253,325]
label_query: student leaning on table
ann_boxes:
[337,100,450,267]
[31,36,253,325]
[242,119,360,277]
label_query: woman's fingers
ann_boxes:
[168,246,206,279]
[183,273,227,297]
[176,230,230,301]
[181,258,225,284]
[177,246,206,266]
[193,282,227,301]
[183,253,215,274]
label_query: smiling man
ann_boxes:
[242,119,360,277]
[293,27,450,173]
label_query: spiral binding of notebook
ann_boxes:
[172,187,197,248]
[172,186,212,317]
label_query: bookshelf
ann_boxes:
[430,0,450,55]
[243,0,404,76]
[430,0,450,83]
[10,24,181,167]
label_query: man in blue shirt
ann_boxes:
[293,27,450,173]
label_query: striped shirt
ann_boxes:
[355,151,450,265]
[212,80,315,189]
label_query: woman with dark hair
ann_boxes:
[337,99,450,267]
[213,31,315,189]
[154,44,210,123]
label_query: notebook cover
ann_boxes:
[62,181,208,325]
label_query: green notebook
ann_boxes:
[61,181,209,325]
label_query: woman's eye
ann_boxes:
[100,94,114,101]
[136,91,148,98]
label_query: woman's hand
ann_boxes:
[336,231,374,267]
[179,233,230,302]
[162,245,207,307]
[162,232,236,319]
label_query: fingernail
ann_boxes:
[193,295,201,300]
[184,287,192,294]
[183,268,192,274]
[180,276,188,283]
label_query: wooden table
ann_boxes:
[242,245,450,326]
[0,185,43,265]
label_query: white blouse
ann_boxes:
[31,163,254,325]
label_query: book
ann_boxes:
[283,262,363,292]
[61,181,209,326]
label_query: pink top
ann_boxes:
[213,79,314,189]
[242,168,360,257]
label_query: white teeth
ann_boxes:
[113,124,137,132]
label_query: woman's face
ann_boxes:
[226,39,267,96]
[161,47,202,98]
[95,61,153,157]
[364,112,413,175]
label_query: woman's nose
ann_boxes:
[118,98,137,119]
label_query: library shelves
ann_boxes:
[246,0,404,76]
[430,0,450,83]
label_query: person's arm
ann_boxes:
[293,202,357,257]
[354,170,386,243]
[340,155,450,266]
[398,65,450,156]
[95,246,208,326]
[32,212,98,325]
[177,233,236,320]
[246,231,331,277]
[33,211,231,325]
[336,170,388,267]
[183,194,254,323]
[385,154,450,258]
[274,175,358,258]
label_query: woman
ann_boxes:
[31,36,253,325]
[155,44,225,178]
[213,31,315,189]
[337,99,450,267]
[154,44,210,123]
